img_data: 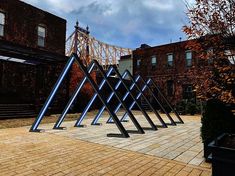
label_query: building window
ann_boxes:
[0,12,5,37]
[186,51,192,67]
[167,53,173,67]
[37,25,46,47]
[207,48,214,65]
[225,50,235,65]
[182,84,193,99]
[151,56,157,68]
[167,80,174,96]
[137,59,141,68]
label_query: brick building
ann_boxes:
[127,41,204,106]
[0,0,68,118]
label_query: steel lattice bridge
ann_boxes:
[66,21,132,68]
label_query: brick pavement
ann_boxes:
[0,112,211,175]
[44,112,210,168]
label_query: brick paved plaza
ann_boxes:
[0,112,211,175]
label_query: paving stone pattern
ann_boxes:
[0,112,211,175]
[45,112,209,167]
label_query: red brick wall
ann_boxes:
[133,41,204,105]
[69,63,96,111]
[0,0,66,55]
[0,60,68,106]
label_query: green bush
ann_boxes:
[176,99,201,115]
[175,100,187,115]
[201,98,235,144]
[186,102,198,115]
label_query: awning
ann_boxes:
[0,55,41,65]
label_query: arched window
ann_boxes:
[37,25,46,47]
[0,12,5,37]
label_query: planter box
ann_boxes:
[209,133,235,176]
[203,141,212,162]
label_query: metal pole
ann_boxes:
[138,77,177,125]
[149,78,184,124]
[107,67,158,130]
[53,62,95,129]
[30,55,76,132]
[74,55,130,137]
[106,75,144,123]
[74,67,114,127]
[90,63,145,134]
[113,71,168,127]
[91,71,128,125]
[119,79,150,122]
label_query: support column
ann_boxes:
[34,65,41,113]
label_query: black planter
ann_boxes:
[203,140,212,162]
[209,133,235,176]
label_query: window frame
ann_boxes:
[37,25,46,47]
[207,47,214,65]
[151,55,157,68]
[225,49,235,65]
[185,50,192,67]
[0,11,6,37]
[167,53,173,68]
[182,84,194,99]
[137,59,141,68]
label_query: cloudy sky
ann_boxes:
[22,0,194,49]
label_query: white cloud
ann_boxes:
[142,0,174,10]
[21,0,189,48]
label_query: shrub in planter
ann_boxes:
[201,98,235,160]
[175,100,187,115]
[209,133,235,176]
[186,102,198,115]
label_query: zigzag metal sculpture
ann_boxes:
[104,70,178,125]
[75,66,159,130]
[114,72,184,124]
[30,53,183,138]
[31,54,129,137]
[97,70,176,126]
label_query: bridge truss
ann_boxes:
[66,22,132,68]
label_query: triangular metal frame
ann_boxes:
[29,53,183,138]
[54,66,113,129]
[90,66,158,130]
[75,68,127,127]
[69,64,146,134]
[30,55,76,132]
[118,76,184,124]
[146,78,184,124]
[30,54,130,138]
[105,70,176,126]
